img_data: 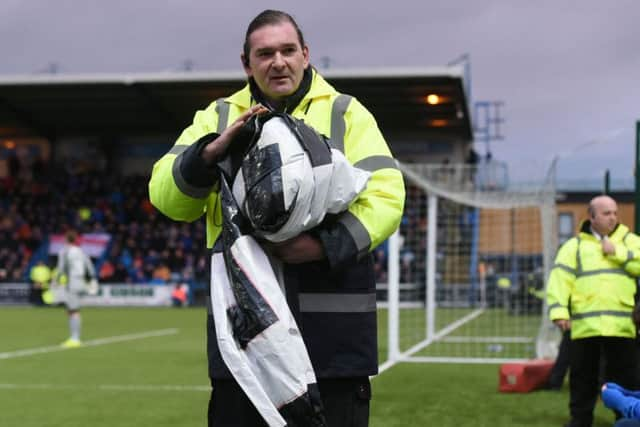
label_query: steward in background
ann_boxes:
[547,195,640,427]
[29,260,51,305]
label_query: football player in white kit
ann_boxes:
[53,230,98,348]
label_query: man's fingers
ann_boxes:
[223,105,268,136]
[554,319,570,331]
[234,104,268,125]
[202,104,270,163]
[601,240,615,255]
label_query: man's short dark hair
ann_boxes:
[243,10,305,65]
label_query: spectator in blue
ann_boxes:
[602,383,640,426]
[600,304,640,426]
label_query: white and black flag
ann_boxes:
[210,113,369,427]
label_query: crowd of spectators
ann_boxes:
[0,152,489,292]
[0,174,47,282]
[0,153,209,287]
[0,150,452,290]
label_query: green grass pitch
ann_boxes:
[0,307,614,426]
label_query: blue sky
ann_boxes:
[1,0,639,187]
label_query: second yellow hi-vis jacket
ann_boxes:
[546,221,640,339]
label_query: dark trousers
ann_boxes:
[208,376,371,427]
[569,336,638,427]
[548,330,571,388]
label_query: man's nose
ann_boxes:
[272,52,285,68]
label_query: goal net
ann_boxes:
[378,161,559,369]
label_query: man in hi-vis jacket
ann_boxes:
[149,9,405,427]
[547,195,640,427]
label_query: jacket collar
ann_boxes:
[579,220,627,240]
[225,67,337,111]
[248,66,312,113]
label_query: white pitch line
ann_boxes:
[0,383,210,392]
[0,328,179,360]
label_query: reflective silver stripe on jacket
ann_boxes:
[576,236,582,274]
[168,144,189,156]
[330,94,352,153]
[354,155,399,172]
[338,211,372,256]
[571,310,633,320]
[622,250,634,269]
[576,268,632,278]
[170,98,227,198]
[299,293,376,313]
[552,263,576,275]
[216,99,230,134]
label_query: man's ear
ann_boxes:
[241,54,251,74]
[302,45,310,68]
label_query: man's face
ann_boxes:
[242,22,309,102]
[591,197,618,236]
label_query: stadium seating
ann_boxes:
[0,166,208,292]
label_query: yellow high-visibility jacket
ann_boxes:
[30,264,51,286]
[150,69,404,378]
[149,69,405,265]
[547,221,640,339]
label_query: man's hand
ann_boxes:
[265,233,325,264]
[602,236,616,255]
[554,319,571,331]
[201,104,269,164]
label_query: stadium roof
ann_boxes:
[0,66,472,142]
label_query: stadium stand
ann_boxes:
[0,67,475,307]
[0,158,209,297]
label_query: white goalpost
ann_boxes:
[379,162,558,370]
